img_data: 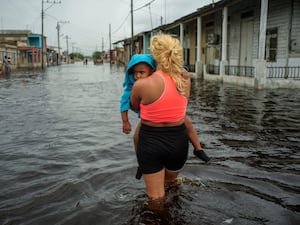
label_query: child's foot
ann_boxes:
[193,149,210,162]
[135,166,143,180]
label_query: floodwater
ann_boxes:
[0,63,299,225]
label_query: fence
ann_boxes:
[225,65,255,77]
[206,64,220,75]
[267,67,300,79]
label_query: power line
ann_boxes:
[134,0,156,12]
[112,0,156,35]
[112,12,131,34]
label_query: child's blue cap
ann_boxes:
[126,54,156,75]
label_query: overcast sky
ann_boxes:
[1,0,216,55]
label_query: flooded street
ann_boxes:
[0,63,299,225]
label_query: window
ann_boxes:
[265,28,277,62]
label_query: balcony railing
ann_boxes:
[206,65,300,80]
[267,67,300,79]
[206,64,219,75]
[225,65,255,77]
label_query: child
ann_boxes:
[120,54,210,179]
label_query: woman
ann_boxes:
[130,34,190,201]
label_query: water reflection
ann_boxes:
[0,72,10,80]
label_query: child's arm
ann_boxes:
[121,111,131,134]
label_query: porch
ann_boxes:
[204,64,300,89]
[18,46,42,68]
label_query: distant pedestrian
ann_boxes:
[3,56,11,75]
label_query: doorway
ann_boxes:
[240,18,253,66]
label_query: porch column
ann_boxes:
[143,34,146,54]
[180,23,184,46]
[39,48,42,64]
[255,0,268,89]
[32,47,34,65]
[258,0,268,59]
[220,6,228,77]
[180,23,184,65]
[195,16,202,77]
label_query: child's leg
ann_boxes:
[185,116,210,162]
[133,121,143,179]
[185,116,202,150]
[133,121,141,153]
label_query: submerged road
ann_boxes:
[0,62,299,225]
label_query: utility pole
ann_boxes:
[72,42,76,62]
[41,0,61,70]
[41,0,44,69]
[149,4,153,29]
[131,0,134,57]
[56,22,60,65]
[129,0,155,55]
[72,42,76,53]
[56,20,69,65]
[164,0,166,24]
[102,37,104,53]
[101,37,104,62]
[64,35,71,64]
[109,24,112,65]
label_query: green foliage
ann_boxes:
[69,52,85,60]
[92,51,104,59]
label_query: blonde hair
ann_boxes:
[150,34,186,95]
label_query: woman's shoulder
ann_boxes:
[139,72,161,83]
[134,74,152,88]
[134,72,163,90]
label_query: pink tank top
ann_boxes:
[140,71,187,122]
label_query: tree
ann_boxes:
[92,51,105,64]
[69,52,85,61]
[93,51,105,60]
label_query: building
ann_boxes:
[0,30,32,71]
[116,0,300,89]
[0,29,59,70]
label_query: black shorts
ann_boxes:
[137,123,189,174]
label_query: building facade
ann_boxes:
[116,0,300,89]
[0,30,60,70]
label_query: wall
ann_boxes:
[28,35,42,47]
